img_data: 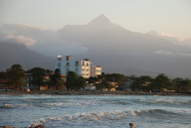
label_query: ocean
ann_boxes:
[0,95,191,128]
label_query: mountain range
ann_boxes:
[0,15,191,77]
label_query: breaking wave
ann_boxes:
[35,108,184,125]
[0,104,14,109]
[2,95,191,128]
[0,103,32,109]
[134,97,191,105]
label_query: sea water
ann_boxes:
[0,95,191,128]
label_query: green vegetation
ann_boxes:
[28,67,47,89]
[6,64,27,90]
[66,71,85,90]
[49,69,66,90]
[130,74,191,93]
[131,75,153,91]
[96,73,127,90]
[0,65,66,91]
[1,64,191,93]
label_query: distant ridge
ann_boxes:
[1,15,191,77]
[0,41,54,70]
[88,14,112,25]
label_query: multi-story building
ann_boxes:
[56,55,102,79]
[91,65,102,77]
[56,55,64,75]
[56,55,74,75]
[75,59,92,78]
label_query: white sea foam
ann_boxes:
[38,108,181,124]
[45,102,65,106]
[0,104,14,108]
[137,97,191,105]
[1,95,191,128]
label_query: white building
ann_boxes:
[91,65,102,77]
[56,55,102,79]
[75,59,92,79]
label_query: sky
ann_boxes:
[0,0,191,39]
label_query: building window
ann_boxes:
[75,61,79,66]
[82,61,85,66]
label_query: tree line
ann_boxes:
[0,64,85,91]
[0,64,191,93]
[129,74,191,93]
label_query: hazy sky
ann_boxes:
[0,0,191,39]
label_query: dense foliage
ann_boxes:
[6,64,27,90]
[96,73,127,90]
[49,69,66,90]
[28,67,47,89]
[1,64,191,93]
[66,71,85,90]
[0,65,66,90]
[130,74,191,93]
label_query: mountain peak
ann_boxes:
[88,14,112,25]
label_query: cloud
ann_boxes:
[179,52,191,57]
[15,24,50,30]
[154,50,191,57]
[154,50,173,55]
[5,34,36,46]
[160,32,177,38]
[147,31,182,41]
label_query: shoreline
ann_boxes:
[0,90,190,96]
